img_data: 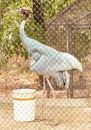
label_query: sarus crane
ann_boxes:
[12,7,83,98]
[11,7,83,126]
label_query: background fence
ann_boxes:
[46,0,91,98]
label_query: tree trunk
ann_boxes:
[32,0,44,27]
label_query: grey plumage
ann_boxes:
[19,20,83,88]
[18,9,83,89]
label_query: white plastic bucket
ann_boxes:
[12,89,36,122]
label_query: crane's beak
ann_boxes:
[10,9,21,14]
[10,8,30,16]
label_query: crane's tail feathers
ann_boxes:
[54,71,70,89]
[72,56,83,72]
[54,73,64,87]
[77,63,83,72]
[10,9,21,14]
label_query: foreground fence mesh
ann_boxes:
[0,0,91,130]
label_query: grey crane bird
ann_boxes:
[14,8,83,97]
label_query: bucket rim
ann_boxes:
[12,88,36,94]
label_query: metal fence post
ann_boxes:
[67,27,74,98]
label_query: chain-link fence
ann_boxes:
[46,0,91,98]
[0,0,91,130]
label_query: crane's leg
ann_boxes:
[46,77,55,98]
[40,76,46,121]
[43,76,46,98]
[46,77,57,126]
[36,76,46,122]
[38,76,47,121]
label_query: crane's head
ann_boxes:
[20,8,30,18]
[12,7,30,20]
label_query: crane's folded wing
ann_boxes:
[31,52,82,76]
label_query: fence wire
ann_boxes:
[0,0,91,130]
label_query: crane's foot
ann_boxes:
[44,119,58,127]
[35,118,46,122]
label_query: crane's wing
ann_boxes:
[31,52,83,76]
[31,55,55,75]
[27,38,83,72]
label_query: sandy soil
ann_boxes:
[0,56,91,129]
[0,98,91,130]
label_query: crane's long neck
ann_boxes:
[20,20,26,39]
[19,20,30,50]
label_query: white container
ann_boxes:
[12,89,36,122]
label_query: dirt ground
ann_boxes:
[0,98,91,130]
[0,56,91,130]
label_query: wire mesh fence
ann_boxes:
[0,0,91,130]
